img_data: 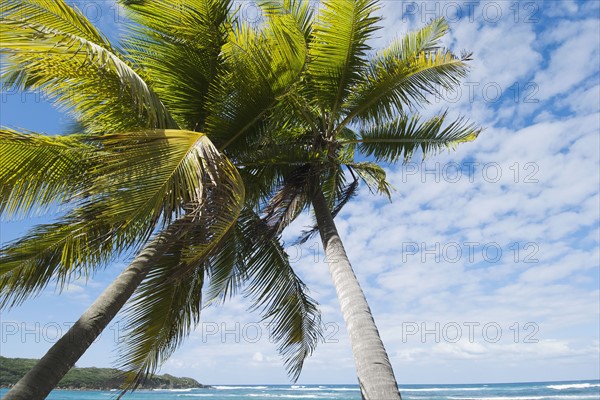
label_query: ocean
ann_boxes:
[1,380,599,400]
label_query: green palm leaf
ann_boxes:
[341,18,471,128]
[120,263,205,391]
[307,0,381,124]
[353,111,482,163]
[202,208,323,380]
[0,129,244,309]
[2,0,110,45]
[118,206,320,388]
[205,9,307,150]
[0,217,114,308]
[0,0,174,132]
[122,0,232,130]
[0,128,93,219]
[260,0,315,42]
[348,162,393,198]
[234,209,322,381]
[116,182,243,390]
[88,130,231,233]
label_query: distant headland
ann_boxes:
[0,356,211,390]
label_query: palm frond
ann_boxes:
[261,0,315,42]
[97,129,244,389]
[348,162,392,198]
[122,0,231,42]
[393,16,448,54]
[205,9,307,151]
[117,195,241,390]
[118,204,320,387]
[261,165,314,235]
[306,0,381,126]
[202,225,245,305]
[201,207,324,380]
[0,216,114,308]
[122,0,232,130]
[236,209,322,381]
[232,128,301,208]
[353,111,481,163]
[2,0,111,45]
[119,264,204,392]
[0,128,93,219]
[0,129,244,309]
[340,18,471,129]
[320,164,348,210]
[0,0,174,132]
[87,130,230,235]
[119,228,219,390]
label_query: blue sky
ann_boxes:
[1,0,599,386]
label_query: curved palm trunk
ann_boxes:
[4,222,188,400]
[312,188,401,400]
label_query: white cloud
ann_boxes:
[533,18,600,102]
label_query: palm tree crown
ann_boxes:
[234,1,480,241]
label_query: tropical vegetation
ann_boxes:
[0,0,480,399]
[0,356,208,390]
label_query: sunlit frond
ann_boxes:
[260,0,315,41]
[393,17,448,54]
[307,0,381,124]
[0,129,244,310]
[0,216,114,309]
[122,0,231,43]
[0,128,93,219]
[88,130,230,234]
[341,18,470,128]
[2,0,111,45]
[353,111,481,163]
[122,0,232,130]
[0,0,174,132]
[205,9,306,150]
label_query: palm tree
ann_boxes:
[224,2,482,399]
[1,0,320,398]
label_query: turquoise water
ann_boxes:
[1,380,599,399]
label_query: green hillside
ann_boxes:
[0,356,209,390]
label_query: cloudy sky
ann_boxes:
[1,0,599,386]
